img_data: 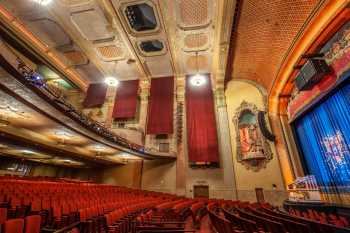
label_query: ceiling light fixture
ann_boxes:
[190,73,206,87]
[190,51,206,87]
[104,77,119,87]
[22,150,35,155]
[31,0,52,6]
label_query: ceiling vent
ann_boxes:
[124,3,157,32]
[140,40,164,53]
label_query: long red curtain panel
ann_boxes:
[146,76,174,134]
[82,83,107,108]
[112,80,139,119]
[185,74,220,163]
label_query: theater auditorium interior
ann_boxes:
[0,0,349,232]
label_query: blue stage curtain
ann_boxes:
[295,81,350,202]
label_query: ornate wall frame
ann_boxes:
[233,101,272,171]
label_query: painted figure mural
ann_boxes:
[233,101,272,171]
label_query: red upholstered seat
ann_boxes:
[25,215,41,233]
[0,208,7,224]
[4,218,24,233]
[70,228,80,233]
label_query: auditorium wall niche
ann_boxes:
[146,76,174,134]
[112,80,139,119]
[185,74,219,165]
[82,83,107,108]
[294,78,350,204]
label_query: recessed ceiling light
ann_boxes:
[22,150,35,155]
[104,77,119,87]
[190,74,206,87]
[31,0,52,6]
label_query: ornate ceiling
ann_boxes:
[0,0,231,89]
[229,0,324,90]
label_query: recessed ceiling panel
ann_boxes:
[63,51,89,66]
[26,18,72,48]
[76,63,103,83]
[186,54,208,71]
[71,8,114,41]
[146,58,173,77]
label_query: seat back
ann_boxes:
[0,208,7,224]
[4,218,25,233]
[25,215,41,233]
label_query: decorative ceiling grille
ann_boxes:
[184,33,208,49]
[96,45,124,61]
[179,0,208,28]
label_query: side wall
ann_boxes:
[225,80,287,206]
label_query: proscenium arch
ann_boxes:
[268,1,349,115]
[266,1,349,187]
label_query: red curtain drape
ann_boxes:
[82,83,107,108]
[185,74,219,163]
[112,80,139,119]
[146,76,174,134]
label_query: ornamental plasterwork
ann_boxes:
[233,101,272,171]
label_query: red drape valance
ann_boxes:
[112,80,139,119]
[82,83,107,108]
[146,76,174,134]
[185,74,219,163]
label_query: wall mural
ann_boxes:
[233,101,272,171]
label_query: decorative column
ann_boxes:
[139,80,150,134]
[104,86,117,128]
[214,85,238,199]
[175,76,187,196]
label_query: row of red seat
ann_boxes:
[1,215,41,233]
[208,200,350,233]
[0,176,184,233]
[288,207,349,227]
